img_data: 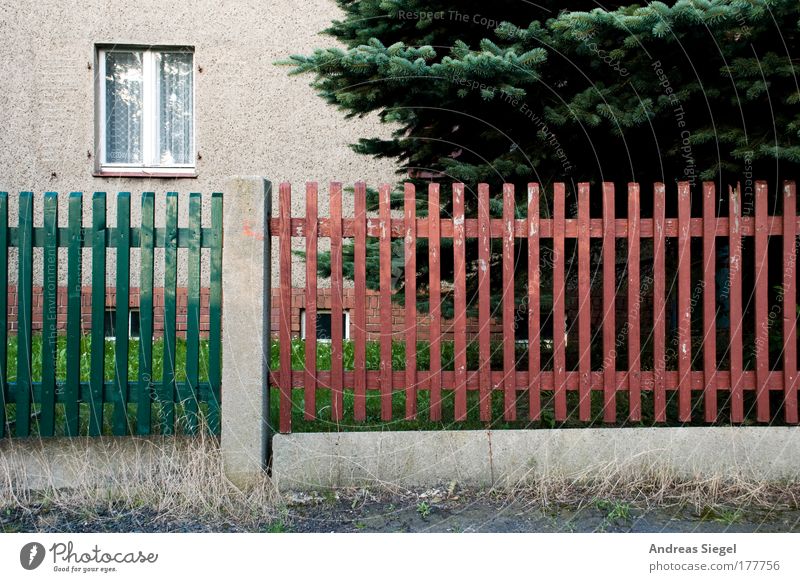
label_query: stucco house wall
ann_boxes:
[0,0,396,293]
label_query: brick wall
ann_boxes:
[8,286,212,337]
[8,279,652,341]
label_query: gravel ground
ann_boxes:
[3,486,799,533]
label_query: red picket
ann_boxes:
[379,184,393,420]
[628,183,641,421]
[553,183,567,421]
[330,182,344,421]
[729,184,744,422]
[279,182,292,433]
[602,182,617,422]
[702,182,718,422]
[754,181,770,422]
[404,183,418,420]
[528,183,541,420]
[304,182,318,420]
[502,184,516,421]
[578,182,591,421]
[428,184,442,421]
[677,182,692,422]
[783,181,798,424]
[453,183,468,421]
[653,183,667,422]
[478,184,492,421]
[354,182,367,421]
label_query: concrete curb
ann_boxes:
[272,427,800,490]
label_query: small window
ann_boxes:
[97,46,194,175]
[103,308,117,339]
[300,310,350,341]
[103,308,141,339]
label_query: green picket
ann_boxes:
[0,192,8,438]
[184,193,201,434]
[40,192,58,437]
[16,192,33,437]
[65,193,83,436]
[137,192,155,435]
[89,192,106,436]
[161,192,178,434]
[113,192,131,435]
[208,192,223,435]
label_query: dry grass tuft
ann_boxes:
[0,434,280,527]
[493,461,800,513]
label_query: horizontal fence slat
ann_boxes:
[6,382,217,405]
[10,226,218,248]
[267,216,800,239]
[268,370,794,392]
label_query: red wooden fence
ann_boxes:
[271,181,799,433]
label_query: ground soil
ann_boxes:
[3,487,799,533]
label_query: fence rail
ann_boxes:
[0,191,223,438]
[272,180,799,433]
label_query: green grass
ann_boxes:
[3,334,212,437]
[267,338,793,432]
[6,334,211,384]
[3,334,791,437]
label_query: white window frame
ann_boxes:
[300,309,351,341]
[96,45,196,176]
[103,308,140,340]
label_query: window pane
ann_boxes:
[158,52,193,165]
[105,52,143,164]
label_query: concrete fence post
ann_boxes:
[222,177,271,486]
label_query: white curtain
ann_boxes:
[159,53,193,165]
[105,52,143,164]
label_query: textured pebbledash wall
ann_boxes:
[0,0,396,288]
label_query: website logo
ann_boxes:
[20,542,46,570]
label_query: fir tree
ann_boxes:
[286,0,800,318]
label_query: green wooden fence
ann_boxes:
[0,191,223,438]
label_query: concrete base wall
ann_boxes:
[0,436,200,490]
[272,427,800,490]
